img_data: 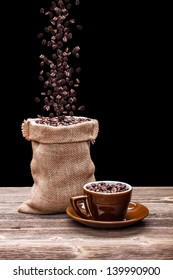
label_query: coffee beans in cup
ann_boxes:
[85,182,128,193]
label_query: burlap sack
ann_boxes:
[18,117,99,214]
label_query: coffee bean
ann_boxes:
[78,106,85,111]
[37,33,43,38]
[76,67,81,73]
[66,4,72,10]
[76,25,83,30]
[40,8,44,14]
[35,97,40,103]
[75,0,80,5]
[45,11,54,18]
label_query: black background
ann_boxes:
[0,1,172,186]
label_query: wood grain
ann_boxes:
[0,187,173,260]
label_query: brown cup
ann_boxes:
[70,181,133,221]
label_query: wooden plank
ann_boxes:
[0,217,172,228]
[0,187,31,196]
[0,227,173,242]
[0,242,172,260]
[0,186,173,197]
[1,202,173,218]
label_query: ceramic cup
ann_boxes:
[70,181,133,221]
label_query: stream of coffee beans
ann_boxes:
[35,0,86,126]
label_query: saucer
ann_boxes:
[66,201,149,229]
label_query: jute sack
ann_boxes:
[18,117,99,214]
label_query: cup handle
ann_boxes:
[70,195,93,220]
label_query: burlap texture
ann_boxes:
[18,117,99,214]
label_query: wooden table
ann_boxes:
[0,187,173,260]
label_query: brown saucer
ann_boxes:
[66,201,149,229]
